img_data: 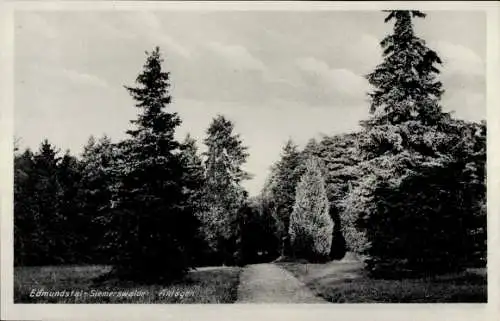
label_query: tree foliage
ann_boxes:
[105,47,199,281]
[365,10,444,128]
[14,140,83,266]
[179,134,206,214]
[238,197,280,264]
[310,134,361,259]
[14,148,37,266]
[340,10,487,276]
[14,12,486,283]
[289,157,334,262]
[265,139,303,256]
[201,115,250,265]
[79,135,118,263]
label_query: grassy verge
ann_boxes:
[14,265,242,303]
[278,255,487,303]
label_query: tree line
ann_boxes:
[14,47,257,281]
[14,10,486,281]
[258,10,486,277]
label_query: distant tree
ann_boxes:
[14,148,35,266]
[289,157,333,262]
[259,164,279,213]
[312,133,363,260]
[56,150,83,263]
[442,119,486,267]
[79,135,118,263]
[297,138,329,180]
[15,142,85,265]
[470,120,486,266]
[202,115,250,265]
[30,140,62,264]
[236,198,280,264]
[267,139,303,257]
[107,47,198,281]
[179,134,206,215]
[178,134,209,265]
[256,164,282,258]
[301,138,320,159]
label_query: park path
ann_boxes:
[235,263,326,303]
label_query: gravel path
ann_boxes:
[236,263,326,303]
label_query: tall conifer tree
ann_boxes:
[108,47,197,281]
[345,11,485,275]
[32,140,62,264]
[202,115,250,265]
[365,10,444,129]
[269,139,302,257]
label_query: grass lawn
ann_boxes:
[14,265,242,303]
[278,254,487,303]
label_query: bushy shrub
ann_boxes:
[341,148,483,278]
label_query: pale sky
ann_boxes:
[14,10,486,195]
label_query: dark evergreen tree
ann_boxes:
[31,140,62,264]
[14,142,85,265]
[238,197,280,264]
[202,115,250,265]
[364,10,444,129]
[344,10,486,276]
[441,119,486,267]
[313,134,361,260]
[469,120,486,267]
[257,164,283,259]
[179,134,206,215]
[56,150,83,263]
[14,148,35,266]
[178,134,210,266]
[107,47,197,281]
[79,135,117,263]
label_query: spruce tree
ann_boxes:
[109,47,197,281]
[347,11,485,276]
[365,10,444,129]
[202,115,250,265]
[289,157,333,262]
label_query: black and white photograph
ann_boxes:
[1,1,499,319]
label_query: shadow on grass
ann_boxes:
[14,265,242,304]
[278,257,487,303]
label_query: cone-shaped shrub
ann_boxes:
[289,157,333,262]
